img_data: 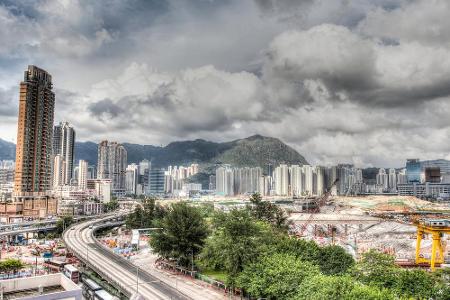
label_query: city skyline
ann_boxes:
[2,1,450,168]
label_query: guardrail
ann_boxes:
[90,221,191,299]
[0,225,57,236]
[63,218,133,298]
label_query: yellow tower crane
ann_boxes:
[415,219,450,271]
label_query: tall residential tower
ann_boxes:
[52,122,76,185]
[97,141,127,194]
[14,66,55,195]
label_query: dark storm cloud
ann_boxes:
[0,87,17,116]
[88,98,124,118]
[264,23,450,109]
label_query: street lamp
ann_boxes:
[191,250,194,274]
[33,247,40,276]
[136,266,139,294]
[86,244,89,269]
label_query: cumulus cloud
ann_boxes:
[358,0,450,45]
[264,24,450,107]
[2,0,450,167]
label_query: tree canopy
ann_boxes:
[248,193,291,231]
[56,215,74,234]
[199,209,277,284]
[351,249,450,299]
[237,253,320,299]
[293,274,396,300]
[144,196,448,300]
[0,259,24,274]
[150,202,208,268]
[104,198,120,212]
[125,197,166,229]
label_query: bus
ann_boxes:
[82,278,102,300]
[94,289,115,300]
[63,264,80,283]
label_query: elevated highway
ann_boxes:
[0,215,107,237]
[63,215,226,299]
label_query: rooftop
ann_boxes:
[0,273,81,300]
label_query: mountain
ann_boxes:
[0,138,15,160]
[1,135,308,170]
[75,135,308,169]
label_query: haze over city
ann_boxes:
[1,0,450,167]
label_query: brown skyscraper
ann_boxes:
[14,65,55,195]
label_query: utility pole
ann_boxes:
[191,250,194,275]
[86,245,89,268]
[136,266,139,294]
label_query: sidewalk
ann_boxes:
[130,245,240,300]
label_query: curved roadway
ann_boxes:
[64,217,189,299]
[63,216,227,300]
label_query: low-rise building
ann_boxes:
[0,194,58,222]
[398,182,450,200]
[0,273,82,300]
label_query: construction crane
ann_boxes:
[415,219,450,271]
[297,179,339,237]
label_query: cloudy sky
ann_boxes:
[1,0,450,167]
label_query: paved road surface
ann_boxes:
[63,217,227,299]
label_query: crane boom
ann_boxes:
[297,178,339,237]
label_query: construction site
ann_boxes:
[288,193,450,269]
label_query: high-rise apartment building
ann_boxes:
[274,164,289,196]
[233,167,262,195]
[52,154,66,187]
[388,168,397,191]
[125,164,139,195]
[336,164,354,195]
[52,122,75,185]
[97,141,127,194]
[397,168,407,184]
[0,161,15,185]
[303,165,314,196]
[290,165,303,197]
[356,169,363,183]
[14,66,55,195]
[216,166,234,196]
[376,168,389,190]
[78,160,88,190]
[314,166,325,197]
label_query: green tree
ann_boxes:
[269,237,354,275]
[394,269,444,299]
[104,198,119,212]
[248,193,290,231]
[56,216,74,234]
[125,197,166,229]
[293,274,396,300]
[150,202,208,268]
[351,249,399,290]
[237,253,320,299]
[125,206,144,229]
[430,268,450,300]
[0,259,24,277]
[318,245,354,275]
[346,283,397,300]
[199,209,275,284]
[271,236,321,262]
[352,250,449,299]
